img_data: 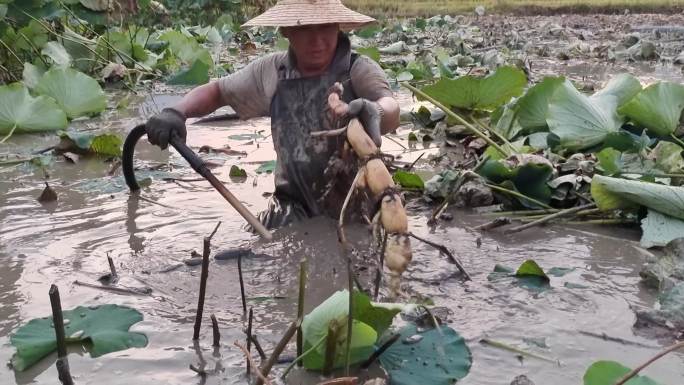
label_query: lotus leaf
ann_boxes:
[35,67,106,119]
[22,62,44,89]
[167,59,210,85]
[547,80,622,151]
[255,160,276,174]
[393,171,424,190]
[591,73,642,107]
[650,141,684,173]
[584,361,660,385]
[229,165,247,178]
[301,290,401,370]
[479,156,554,205]
[515,259,551,290]
[15,20,48,52]
[596,148,622,175]
[356,47,380,63]
[159,30,213,67]
[421,66,527,111]
[591,174,684,218]
[619,82,684,136]
[11,304,147,371]
[515,76,564,133]
[62,26,97,72]
[0,83,67,135]
[640,209,684,249]
[41,41,72,67]
[378,323,471,385]
[58,131,123,157]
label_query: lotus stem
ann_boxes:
[480,338,560,365]
[408,232,471,280]
[238,254,247,315]
[17,31,50,67]
[296,259,307,366]
[211,314,220,347]
[402,82,511,158]
[361,333,400,369]
[0,38,22,66]
[280,333,327,379]
[1,124,18,144]
[193,221,221,340]
[256,321,298,385]
[234,341,272,385]
[505,203,597,234]
[485,183,553,210]
[670,133,684,149]
[613,341,684,385]
[470,114,518,153]
[49,285,74,385]
[246,308,253,375]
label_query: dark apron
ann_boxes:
[257,57,358,230]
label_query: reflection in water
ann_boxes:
[126,194,146,254]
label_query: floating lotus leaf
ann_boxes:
[11,304,147,371]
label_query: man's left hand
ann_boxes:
[347,98,382,147]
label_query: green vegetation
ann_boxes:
[344,0,684,17]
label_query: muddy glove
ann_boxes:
[347,98,382,147]
[146,108,187,150]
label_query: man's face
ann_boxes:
[282,23,339,72]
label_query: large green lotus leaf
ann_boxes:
[35,67,106,119]
[650,141,684,173]
[167,59,209,85]
[61,26,97,72]
[515,76,564,133]
[591,174,684,218]
[619,82,684,136]
[11,304,147,371]
[492,100,524,140]
[301,290,401,370]
[584,360,660,385]
[591,73,642,107]
[159,30,213,67]
[378,323,472,385]
[641,209,684,248]
[0,83,67,134]
[547,80,622,151]
[421,66,527,111]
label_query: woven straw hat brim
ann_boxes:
[242,0,376,30]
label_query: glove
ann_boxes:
[347,98,383,147]
[146,108,187,150]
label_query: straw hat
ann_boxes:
[242,0,376,31]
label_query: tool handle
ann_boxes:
[122,125,272,240]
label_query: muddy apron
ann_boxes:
[257,58,358,229]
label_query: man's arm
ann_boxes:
[172,81,225,118]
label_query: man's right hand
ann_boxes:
[146,108,187,149]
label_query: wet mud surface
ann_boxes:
[2,13,684,385]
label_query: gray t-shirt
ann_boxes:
[217,50,393,119]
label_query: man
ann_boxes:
[145,0,400,229]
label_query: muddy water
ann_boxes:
[2,77,684,385]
